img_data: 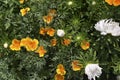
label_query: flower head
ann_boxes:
[20,7,30,16]
[94,19,120,36]
[71,60,83,71]
[20,37,39,51]
[62,39,71,46]
[47,28,55,37]
[43,15,53,24]
[10,39,21,51]
[4,42,8,48]
[50,39,57,46]
[105,0,120,6]
[35,46,47,57]
[55,74,64,80]
[56,64,66,75]
[80,40,90,50]
[39,27,47,36]
[85,64,102,80]
[19,0,27,4]
[48,9,57,17]
[57,29,65,37]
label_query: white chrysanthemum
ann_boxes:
[57,29,65,37]
[3,42,8,48]
[85,64,102,80]
[94,19,120,36]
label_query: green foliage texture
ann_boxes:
[0,0,120,80]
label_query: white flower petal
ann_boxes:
[94,19,120,36]
[57,29,65,37]
[85,64,102,80]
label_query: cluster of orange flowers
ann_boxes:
[55,64,66,80]
[105,0,120,6]
[43,9,57,24]
[71,60,83,71]
[39,27,55,37]
[10,37,47,57]
[50,38,71,47]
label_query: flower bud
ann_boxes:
[57,29,65,37]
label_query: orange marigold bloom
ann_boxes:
[71,60,83,71]
[50,39,57,46]
[105,0,120,6]
[19,0,24,4]
[55,74,64,80]
[48,9,57,17]
[56,64,66,75]
[47,28,55,37]
[62,39,71,46]
[35,46,47,57]
[20,7,30,16]
[39,27,47,35]
[80,40,90,50]
[21,37,39,51]
[43,15,53,24]
[10,39,21,51]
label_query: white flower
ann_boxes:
[3,42,8,48]
[57,29,65,37]
[94,19,120,36]
[68,1,73,5]
[85,64,102,80]
[92,1,96,5]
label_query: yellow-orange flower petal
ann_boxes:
[19,0,24,4]
[20,7,30,16]
[105,0,113,5]
[62,39,71,46]
[43,15,53,24]
[35,46,47,57]
[113,0,120,6]
[20,37,32,47]
[105,0,120,6]
[47,28,55,37]
[10,39,21,51]
[55,74,64,80]
[80,40,90,50]
[26,39,39,51]
[21,37,39,51]
[56,64,66,75]
[39,27,46,35]
[48,9,57,17]
[50,39,57,46]
[71,60,83,71]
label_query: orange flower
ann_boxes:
[48,9,57,17]
[50,39,57,46]
[47,28,55,37]
[80,40,90,50]
[39,27,47,35]
[10,39,21,51]
[20,7,30,16]
[43,15,53,24]
[55,74,64,80]
[21,37,39,51]
[105,0,120,6]
[56,64,66,75]
[26,39,38,51]
[35,46,47,57]
[62,39,71,46]
[19,0,24,4]
[71,60,83,71]
[20,37,31,47]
